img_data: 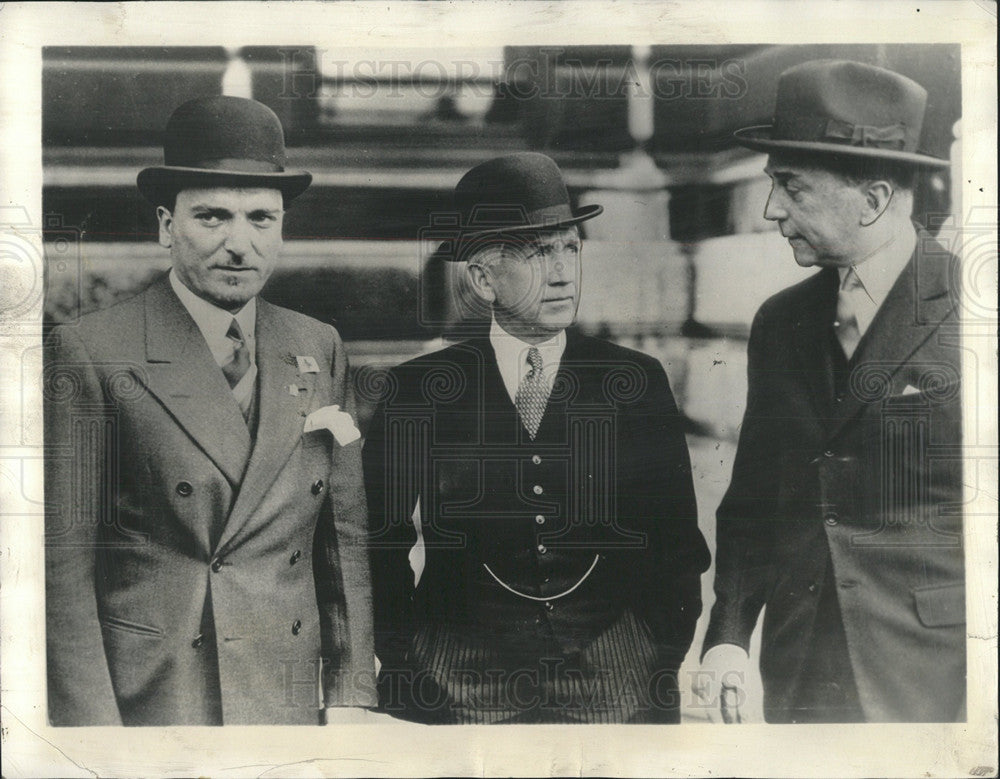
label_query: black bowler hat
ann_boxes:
[137,96,312,204]
[735,60,949,167]
[435,152,603,262]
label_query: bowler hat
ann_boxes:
[435,153,603,262]
[735,60,948,167]
[137,96,312,204]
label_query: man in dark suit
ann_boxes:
[694,60,965,723]
[364,152,710,723]
[44,96,375,725]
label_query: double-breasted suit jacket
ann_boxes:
[705,231,965,722]
[44,274,374,726]
[364,331,710,723]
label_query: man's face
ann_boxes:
[763,154,867,268]
[157,187,284,311]
[475,226,581,342]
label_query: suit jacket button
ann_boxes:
[823,450,835,458]
[537,544,547,554]
[191,634,205,649]
[824,512,839,526]
[532,484,543,495]
[532,455,542,465]
[290,549,302,565]
[535,515,546,525]
[211,557,224,572]
[292,619,302,635]
[176,481,193,496]
[311,479,324,495]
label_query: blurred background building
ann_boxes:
[41,43,961,719]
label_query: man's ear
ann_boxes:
[156,206,173,249]
[466,262,496,304]
[860,180,894,226]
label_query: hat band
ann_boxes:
[166,157,285,173]
[823,118,908,150]
[774,115,911,151]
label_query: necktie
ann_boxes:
[222,318,251,391]
[834,268,863,360]
[515,347,548,440]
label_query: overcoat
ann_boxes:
[364,331,710,722]
[45,274,375,725]
[704,232,965,722]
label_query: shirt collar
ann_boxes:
[169,269,256,360]
[837,224,916,308]
[489,317,566,401]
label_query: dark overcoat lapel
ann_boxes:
[790,267,840,418]
[828,233,957,441]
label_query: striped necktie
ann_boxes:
[222,318,251,391]
[515,346,549,440]
[834,268,863,360]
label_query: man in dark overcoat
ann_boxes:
[695,60,965,723]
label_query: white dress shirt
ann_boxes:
[489,317,566,404]
[837,226,916,337]
[169,269,257,412]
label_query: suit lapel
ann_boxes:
[792,269,841,418]
[139,276,252,486]
[827,233,956,441]
[216,300,318,551]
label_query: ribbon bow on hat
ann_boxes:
[733,59,949,167]
[823,118,908,150]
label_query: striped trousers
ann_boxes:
[377,609,681,724]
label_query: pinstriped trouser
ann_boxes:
[378,609,681,724]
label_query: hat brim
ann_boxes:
[137,166,313,204]
[734,126,950,168]
[429,203,604,263]
[463,203,604,240]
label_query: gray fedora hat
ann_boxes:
[735,60,949,167]
[137,96,312,204]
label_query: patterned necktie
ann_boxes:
[515,346,548,440]
[834,268,863,360]
[221,318,251,390]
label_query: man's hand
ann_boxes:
[691,643,764,723]
[323,706,396,725]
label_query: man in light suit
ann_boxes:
[694,60,965,723]
[44,96,375,725]
[364,153,710,723]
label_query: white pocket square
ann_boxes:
[303,405,361,446]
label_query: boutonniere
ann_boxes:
[303,404,361,446]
